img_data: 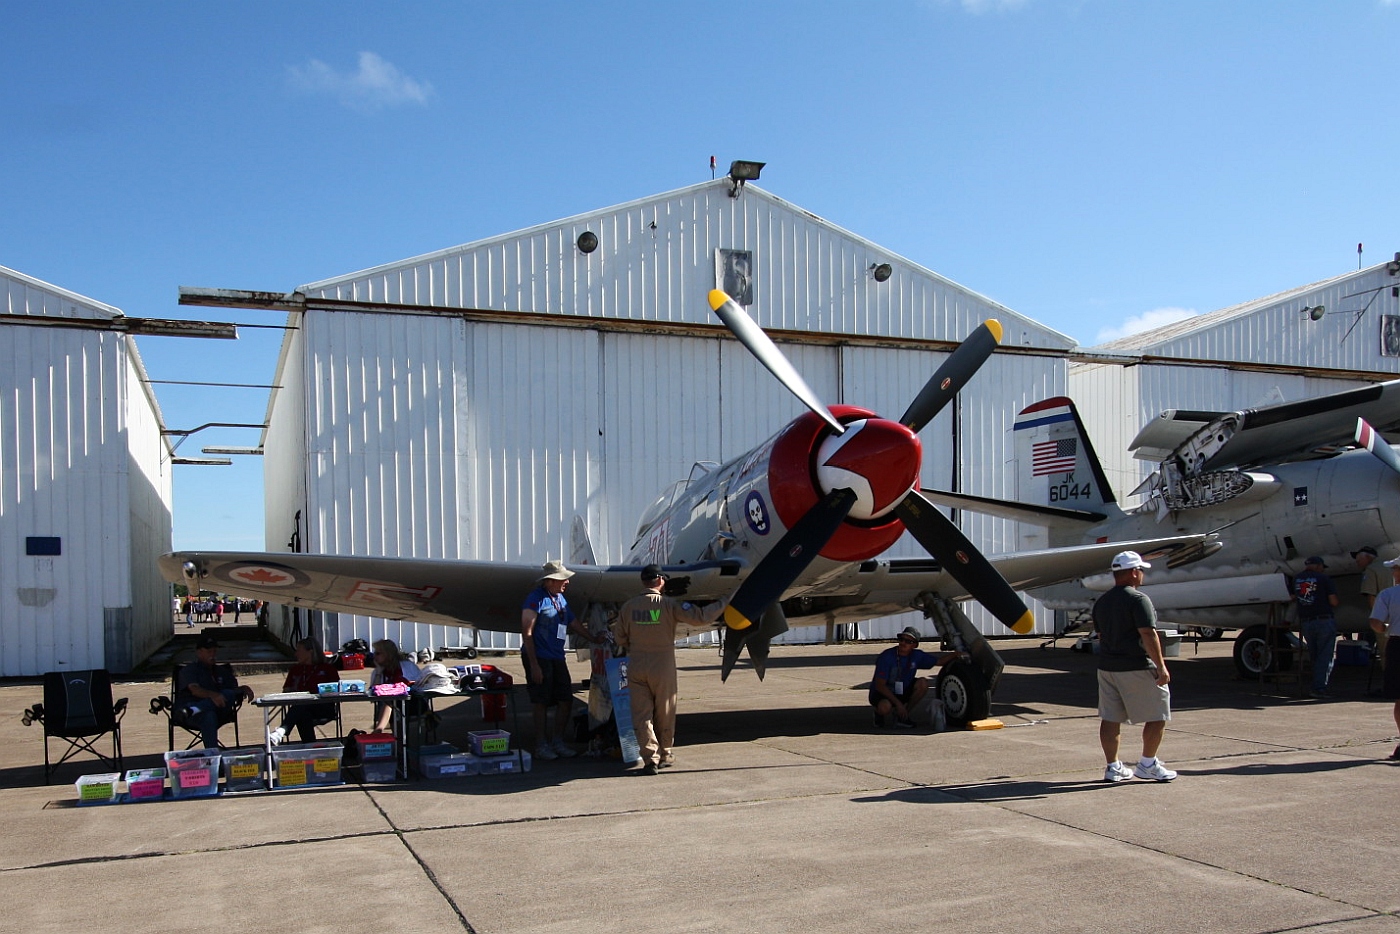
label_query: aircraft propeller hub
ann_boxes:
[815,418,922,521]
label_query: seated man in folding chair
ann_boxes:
[176,635,254,749]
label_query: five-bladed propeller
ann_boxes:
[708,289,1033,679]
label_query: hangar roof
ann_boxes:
[297,179,1075,352]
[2,264,122,320]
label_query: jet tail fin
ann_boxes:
[569,515,598,566]
[1012,397,1123,541]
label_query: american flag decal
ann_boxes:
[1032,438,1078,476]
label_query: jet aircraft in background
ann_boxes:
[924,380,1400,677]
[163,290,1211,724]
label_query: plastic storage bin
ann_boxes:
[468,730,510,756]
[164,749,221,798]
[124,768,167,802]
[408,742,458,775]
[75,772,121,805]
[420,752,477,779]
[356,732,396,761]
[273,741,344,787]
[361,760,398,783]
[466,750,531,774]
[221,747,266,792]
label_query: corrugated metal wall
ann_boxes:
[124,345,174,670]
[276,181,1077,654]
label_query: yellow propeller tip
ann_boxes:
[723,605,753,631]
[983,319,1003,344]
[708,289,733,311]
[1010,610,1035,635]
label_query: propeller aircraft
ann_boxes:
[162,290,1212,722]
[923,380,1400,677]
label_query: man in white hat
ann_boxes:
[1094,551,1176,782]
[521,560,599,760]
[1366,556,1400,760]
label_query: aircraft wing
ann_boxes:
[159,552,740,635]
[1140,378,1400,473]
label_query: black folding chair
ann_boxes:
[22,669,128,783]
[149,665,243,750]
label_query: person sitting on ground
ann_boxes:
[269,637,340,745]
[369,639,422,733]
[175,635,255,749]
[869,627,952,728]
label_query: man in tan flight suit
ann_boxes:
[614,565,726,775]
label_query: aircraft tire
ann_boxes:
[937,660,991,727]
[1232,625,1295,679]
[1192,626,1224,641]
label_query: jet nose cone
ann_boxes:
[815,418,922,520]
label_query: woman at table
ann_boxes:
[269,637,340,744]
[369,639,422,733]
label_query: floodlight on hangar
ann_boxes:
[727,160,765,197]
[870,263,893,283]
[576,230,599,254]
[1301,304,1326,321]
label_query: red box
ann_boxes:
[340,653,365,670]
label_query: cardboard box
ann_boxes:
[75,772,121,805]
[164,749,221,798]
[468,730,510,756]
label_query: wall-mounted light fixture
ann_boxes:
[1302,304,1327,321]
[1388,251,1400,275]
[870,262,893,283]
[577,231,599,254]
[727,160,765,198]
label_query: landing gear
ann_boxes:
[1191,626,1224,641]
[937,659,990,727]
[1232,624,1295,679]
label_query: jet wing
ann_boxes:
[159,552,740,634]
[1144,378,1400,474]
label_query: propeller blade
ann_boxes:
[720,604,790,681]
[709,289,845,435]
[723,488,857,632]
[894,489,1034,634]
[899,319,1002,434]
[1356,418,1400,477]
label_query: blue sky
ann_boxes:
[3,1,1398,552]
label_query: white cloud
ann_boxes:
[1095,307,1197,344]
[288,51,433,112]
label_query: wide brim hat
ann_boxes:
[539,559,575,581]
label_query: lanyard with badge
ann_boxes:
[890,653,910,695]
[549,594,568,642]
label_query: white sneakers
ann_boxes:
[1133,758,1178,782]
[267,727,286,747]
[552,738,578,758]
[1103,760,1134,783]
[1104,758,1177,782]
[534,743,558,760]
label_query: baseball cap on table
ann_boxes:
[1304,556,1327,568]
[1352,545,1378,558]
[539,559,575,581]
[640,564,666,581]
[1109,551,1151,572]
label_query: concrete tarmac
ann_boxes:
[1,637,1397,933]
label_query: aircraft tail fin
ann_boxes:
[1012,397,1123,542]
[569,515,598,566]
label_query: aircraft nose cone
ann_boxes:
[815,418,922,520]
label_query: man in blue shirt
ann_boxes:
[869,627,946,728]
[521,560,599,760]
[1292,556,1340,698]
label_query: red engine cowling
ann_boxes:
[766,406,913,563]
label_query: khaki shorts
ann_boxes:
[1098,668,1171,724]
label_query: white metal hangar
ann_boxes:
[1071,258,1400,503]
[188,178,1078,655]
[0,265,176,676]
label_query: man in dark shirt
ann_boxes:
[175,635,254,749]
[1292,556,1340,698]
[1093,551,1176,782]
